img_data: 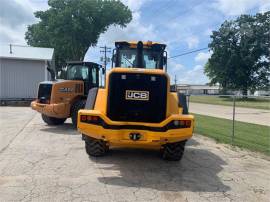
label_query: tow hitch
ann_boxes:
[129,133,141,141]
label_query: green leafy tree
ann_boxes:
[25,0,132,71]
[205,12,270,95]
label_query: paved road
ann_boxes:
[189,102,270,126]
[0,107,270,202]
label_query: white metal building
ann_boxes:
[177,84,220,95]
[0,44,54,100]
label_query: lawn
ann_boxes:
[193,113,270,155]
[189,96,270,110]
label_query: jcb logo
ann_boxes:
[125,90,149,101]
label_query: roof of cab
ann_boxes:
[66,61,101,67]
[115,41,166,49]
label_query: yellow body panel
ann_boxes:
[93,89,106,113]
[78,68,194,149]
[31,80,84,118]
[78,109,193,149]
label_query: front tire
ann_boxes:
[161,141,186,161]
[71,100,85,128]
[84,136,108,157]
[41,114,66,125]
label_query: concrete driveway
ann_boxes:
[189,102,270,126]
[0,107,270,201]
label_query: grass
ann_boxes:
[193,113,270,155]
[189,96,270,110]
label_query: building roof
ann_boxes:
[0,44,54,61]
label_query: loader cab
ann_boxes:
[112,41,167,71]
[64,61,101,95]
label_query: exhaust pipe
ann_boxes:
[46,61,56,81]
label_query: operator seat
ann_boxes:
[74,69,83,80]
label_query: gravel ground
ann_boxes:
[0,107,269,202]
[189,102,270,126]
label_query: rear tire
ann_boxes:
[161,141,186,161]
[41,114,66,125]
[84,136,108,157]
[71,100,85,128]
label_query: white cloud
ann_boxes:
[85,0,157,62]
[195,51,212,64]
[0,25,25,44]
[178,65,209,84]
[122,0,149,11]
[214,0,270,16]
[204,28,213,36]
[0,0,45,44]
[259,1,270,12]
[168,60,209,85]
[168,60,185,73]
[185,36,199,49]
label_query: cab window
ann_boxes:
[67,65,89,80]
[91,68,97,84]
[116,48,163,69]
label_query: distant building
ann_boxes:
[0,44,54,100]
[253,90,270,96]
[176,84,220,95]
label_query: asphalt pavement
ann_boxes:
[0,107,269,202]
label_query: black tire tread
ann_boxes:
[41,114,66,125]
[162,141,186,161]
[85,137,108,157]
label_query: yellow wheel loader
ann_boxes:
[31,61,102,127]
[77,41,194,161]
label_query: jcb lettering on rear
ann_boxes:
[125,90,149,101]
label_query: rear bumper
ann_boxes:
[78,109,194,148]
[31,100,69,118]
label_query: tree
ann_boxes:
[205,12,270,95]
[25,0,132,71]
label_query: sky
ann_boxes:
[1,0,269,84]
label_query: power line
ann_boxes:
[168,47,209,59]
[152,1,205,29]
[143,0,178,18]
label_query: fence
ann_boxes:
[186,94,270,155]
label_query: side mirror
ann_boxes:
[163,56,167,65]
[112,54,116,63]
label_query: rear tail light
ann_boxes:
[180,120,191,127]
[169,120,191,129]
[80,115,101,124]
[81,115,87,122]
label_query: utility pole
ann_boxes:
[100,46,111,73]
[100,46,111,87]
[174,75,177,92]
